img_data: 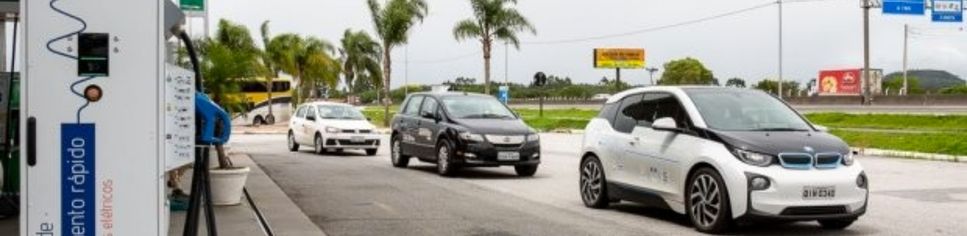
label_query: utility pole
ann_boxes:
[404,45,409,94]
[646,67,658,85]
[902,24,909,96]
[863,0,872,104]
[505,41,509,85]
[615,68,622,91]
[778,0,784,99]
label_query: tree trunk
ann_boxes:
[266,76,274,119]
[382,44,392,127]
[483,39,492,95]
[216,144,231,168]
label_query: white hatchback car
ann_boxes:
[288,102,381,155]
[580,86,867,233]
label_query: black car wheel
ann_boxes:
[265,114,276,125]
[515,165,538,177]
[253,116,264,126]
[314,134,326,155]
[580,155,610,208]
[818,219,856,230]
[686,167,733,234]
[436,140,457,176]
[287,131,299,152]
[391,136,410,168]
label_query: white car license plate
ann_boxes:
[497,152,520,161]
[802,186,836,200]
[351,136,365,143]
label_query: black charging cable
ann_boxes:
[177,31,218,236]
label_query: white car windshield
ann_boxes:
[441,96,517,119]
[685,89,813,131]
[316,105,367,120]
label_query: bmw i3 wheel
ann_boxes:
[687,167,733,233]
[580,155,610,208]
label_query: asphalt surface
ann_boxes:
[232,133,967,236]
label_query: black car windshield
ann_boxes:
[685,89,813,131]
[316,105,367,120]
[441,96,517,119]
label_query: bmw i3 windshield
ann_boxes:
[442,96,517,119]
[685,89,813,132]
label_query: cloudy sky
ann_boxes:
[199,0,967,88]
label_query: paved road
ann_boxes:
[232,134,967,236]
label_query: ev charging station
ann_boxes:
[18,0,224,235]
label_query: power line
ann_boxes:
[521,1,781,45]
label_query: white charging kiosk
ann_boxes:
[20,0,194,235]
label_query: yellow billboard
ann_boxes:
[594,48,646,69]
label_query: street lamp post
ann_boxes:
[646,67,658,85]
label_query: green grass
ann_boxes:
[361,106,967,155]
[804,113,967,132]
[829,129,967,156]
[516,108,598,131]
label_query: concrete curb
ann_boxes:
[234,154,328,236]
[854,147,967,163]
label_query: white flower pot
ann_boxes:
[209,166,250,206]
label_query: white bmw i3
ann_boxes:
[579,86,867,233]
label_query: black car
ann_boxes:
[390,92,541,177]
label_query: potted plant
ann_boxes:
[208,144,250,206]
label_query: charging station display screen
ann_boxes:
[78,33,110,77]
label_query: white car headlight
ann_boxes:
[325,127,341,133]
[459,132,485,142]
[842,151,855,166]
[733,149,774,167]
[526,134,540,142]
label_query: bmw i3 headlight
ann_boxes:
[459,132,485,142]
[325,127,341,133]
[842,151,856,166]
[732,149,774,167]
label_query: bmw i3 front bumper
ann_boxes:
[733,163,868,222]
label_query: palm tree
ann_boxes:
[202,20,265,168]
[367,0,428,126]
[267,34,339,105]
[340,29,383,98]
[453,0,535,95]
[259,20,277,123]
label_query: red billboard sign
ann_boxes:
[818,69,862,95]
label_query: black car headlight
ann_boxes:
[733,149,775,167]
[526,134,540,142]
[458,132,485,142]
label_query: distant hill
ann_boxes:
[884,69,965,91]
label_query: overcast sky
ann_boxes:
[199,0,967,88]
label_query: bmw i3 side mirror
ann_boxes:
[652,117,679,132]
